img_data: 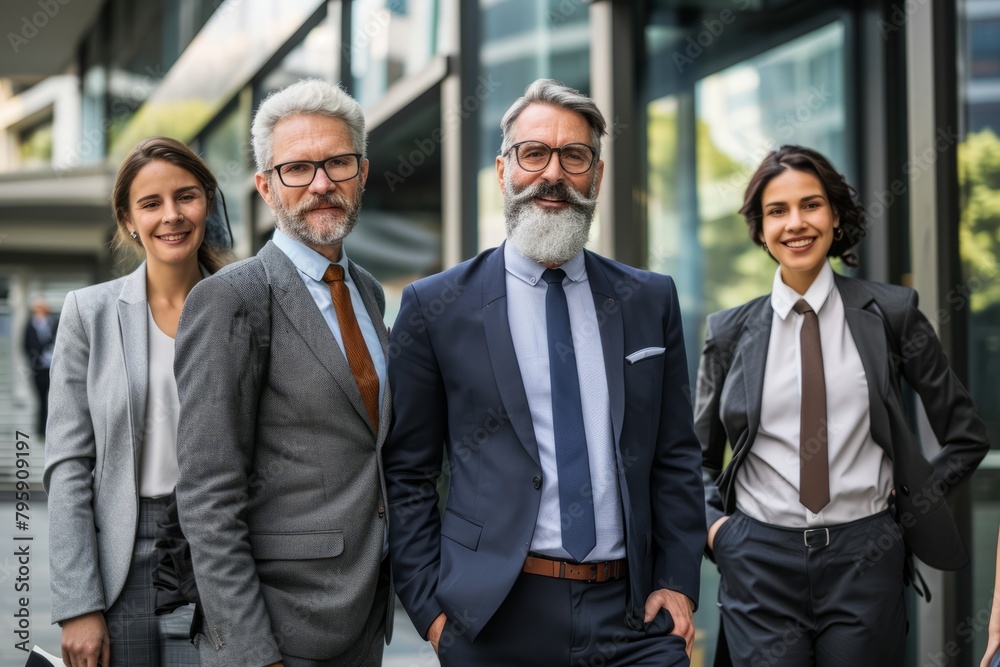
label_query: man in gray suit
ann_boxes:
[174,79,392,667]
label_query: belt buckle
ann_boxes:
[803,527,830,548]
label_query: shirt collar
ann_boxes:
[272,227,350,283]
[503,241,587,287]
[770,260,834,320]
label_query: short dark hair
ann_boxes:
[740,145,866,265]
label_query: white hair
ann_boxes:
[500,78,607,158]
[251,79,367,171]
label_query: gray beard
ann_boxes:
[271,178,362,247]
[504,170,598,265]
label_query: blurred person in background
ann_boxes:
[697,145,989,666]
[23,297,58,437]
[44,136,231,667]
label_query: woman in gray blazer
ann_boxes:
[43,137,230,667]
[697,146,989,666]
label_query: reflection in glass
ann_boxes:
[351,0,440,109]
[200,91,252,258]
[477,0,591,251]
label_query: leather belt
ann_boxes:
[522,555,628,583]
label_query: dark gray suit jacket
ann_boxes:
[696,273,989,571]
[174,242,393,666]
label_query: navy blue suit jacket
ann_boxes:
[384,244,706,641]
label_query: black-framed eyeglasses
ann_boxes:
[268,154,362,187]
[506,141,597,175]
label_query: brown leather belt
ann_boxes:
[522,555,628,583]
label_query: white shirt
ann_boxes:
[139,307,182,498]
[504,243,625,561]
[735,262,894,527]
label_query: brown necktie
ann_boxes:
[323,264,380,433]
[793,299,830,513]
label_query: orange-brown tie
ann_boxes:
[323,264,380,433]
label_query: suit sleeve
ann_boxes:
[383,284,447,638]
[695,313,730,532]
[895,292,990,493]
[174,277,281,667]
[650,277,707,609]
[42,292,107,623]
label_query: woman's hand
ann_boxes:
[707,515,730,551]
[61,611,110,667]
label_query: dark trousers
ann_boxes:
[714,510,906,667]
[437,571,688,667]
[33,368,49,437]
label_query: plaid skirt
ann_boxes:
[103,496,200,666]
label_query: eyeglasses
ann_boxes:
[268,154,362,187]
[506,141,597,175]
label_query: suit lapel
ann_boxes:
[836,275,893,455]
[740,299,772,447]
[584,253,624,447]
[261,243,374,434]
[482,244,541,467]
[117,264,148,478]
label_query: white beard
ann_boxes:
[504,168,598,265]
[271,177,362,247]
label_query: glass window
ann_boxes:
[960,4,1000,657]
[477,0,591,250]
[351,0,441,109]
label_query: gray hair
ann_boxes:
[251,79,367,171]
[499,79,607,159]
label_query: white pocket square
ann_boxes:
[625,347,666,365]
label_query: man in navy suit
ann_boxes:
[383,79,706,666]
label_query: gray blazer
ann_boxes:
[174,242,393,666]
[43,265,152,623]
[697,273,990,570]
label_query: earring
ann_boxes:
[834,227,845,241]
[762,243,769,253]
[130,231,138,240]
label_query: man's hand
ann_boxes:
[644,588,695,657]
[61,611,110,667]
[265,663,285,667]
[707,515,730,551]
[428,612,448,655]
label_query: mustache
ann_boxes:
[291,192,354,215]
[506,180,597,209]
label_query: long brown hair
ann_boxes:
[740,145,866,267]
[111,137,229,273]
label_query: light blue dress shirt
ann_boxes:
[504,242,625,562]
[271,228,387,404]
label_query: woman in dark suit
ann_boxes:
[44,137,229,667]
[696,145,989,666]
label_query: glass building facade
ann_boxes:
[0,0,998,664]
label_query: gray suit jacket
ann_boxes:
[174,241,393,666]
[43,265,152,623]
[697,273,990,571]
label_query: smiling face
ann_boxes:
[759,167,840,294]
[496,103,604,266]
[254,113,369,261]
[126,160,208,271]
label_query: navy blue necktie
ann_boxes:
[543,268,597,563]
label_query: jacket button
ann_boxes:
[900,485,910,496]
[532,476,542,490]
[377,506,385,519]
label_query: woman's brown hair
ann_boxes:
[111,137,229,273]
